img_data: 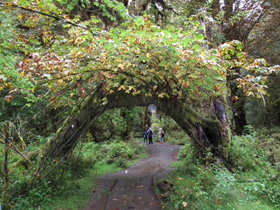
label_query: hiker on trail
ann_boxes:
[158,128,164,144]
[147,127,154,144]
[143,124,148,144]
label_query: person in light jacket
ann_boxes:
[158,128,164,144]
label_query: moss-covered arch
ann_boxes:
[33,84,231,186]
[47,88,230,158]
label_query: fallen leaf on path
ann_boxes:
[150,201,160,206]
[137,185,143,188]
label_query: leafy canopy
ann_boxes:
[1,0,278,110]
[0,0,228,108]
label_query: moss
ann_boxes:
[71,104,81,115]
[184,106,202,125]
[203,116,222,130]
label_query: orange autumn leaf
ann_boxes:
[173,61,180,72]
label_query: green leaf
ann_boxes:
[192,45,202,51]
[195,34,204,40]
[67,4,74,10]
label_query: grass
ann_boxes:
[157,129,280,210]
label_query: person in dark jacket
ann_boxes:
[143,124,148,144]
[147,127,154,144]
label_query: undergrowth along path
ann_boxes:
[84,142,181,210]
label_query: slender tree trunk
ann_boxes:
[49,108,58,133]
[120,108,130,141]
[228,69,247,135]
[3,124,10,210]
[143,106,151,129]
[232,99,246,135]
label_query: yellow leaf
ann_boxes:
[158,92,165,98]
[146,92,152,97]
[57,79,63,84]
[118,85,125,91]
[17,14,23,19]
[118,63,125,70]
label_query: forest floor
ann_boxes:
[84,142,181,210]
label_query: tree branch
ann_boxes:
[0,2,89,31]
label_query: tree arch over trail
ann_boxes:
[33,74,231,186]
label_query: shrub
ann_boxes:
[103,141,136,159]
[177,142,193,161]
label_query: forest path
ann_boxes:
[84,142,181,210]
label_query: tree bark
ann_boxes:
[227,68,247,135]
[211,96,231,144]
[143,106,151,129]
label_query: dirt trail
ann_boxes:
[84,142,181,210]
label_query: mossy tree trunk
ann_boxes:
[143,107,151,129]
[44,88,231,160]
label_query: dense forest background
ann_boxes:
[0,0,279,209]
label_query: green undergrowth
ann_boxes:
[158,127,280,210]
[1,140,147,210]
